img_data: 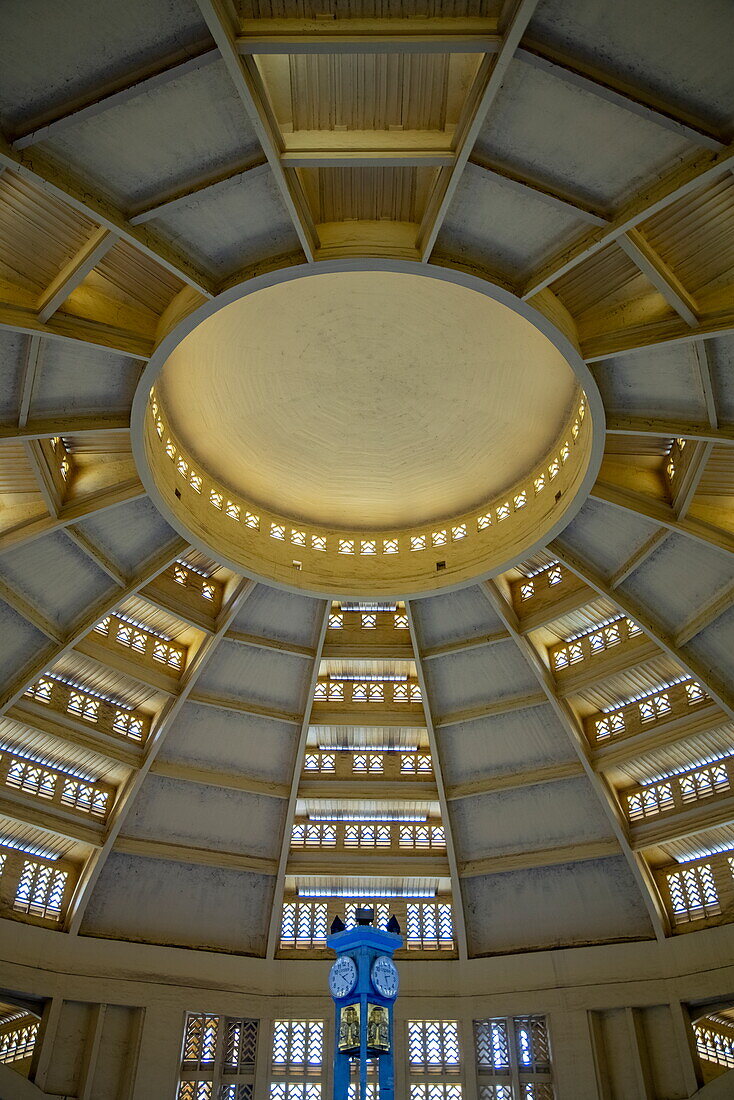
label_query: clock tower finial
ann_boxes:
[327,916,402,1099]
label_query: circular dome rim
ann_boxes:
[131,256,607,601]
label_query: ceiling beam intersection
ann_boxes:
[195,0,318,261]
[67,575,258,934]
[0,138,216,298]
[522,139,734,299]
[265,601,330,959]
[590,479,734,556]
[418,0,543,261]
[672,440,714,519]
[618,228,700,327]
[63,525,128,588]
[37,228,118,323]
[0,477,147,555]
[481,578,669,940]
[407,601,469,961]
[0,535,187,717]
[0,577,64,643]
[549,537,734,722]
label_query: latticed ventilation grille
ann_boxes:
[514,1018,550,1074]
[183,1015,220,1070]
[408,1021,461,1073]
[407,902,454,949]
[178,1086,254,1099]
[224,1019,258,1073]
[269,1086,321,1099]
[272,1021,323,1075]
[475,1019,511,1073]
[475,1016,553,1099]
[280,902,328,948]
[695,1020,734,1068]
[410,1087,463,1099]
[0,1020,38,1064]
[667,864,721,923]
[14,860,67,920]
[178,1013,258,1099]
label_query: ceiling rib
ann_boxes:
[113,835,277,875]
[549,538,734,721]
[129,155,268,225]
[693,338,720,429]
[517,41,728,152]
[0,417,131,444]
[469,152,610,226]
[608,529,670,589]
[10,43,220,150]
[0,139,216,298]
[0,576,63,643]
[522,139,734,298]
[0,479,147,555]
[407,600,469,961]
[67,575,257,934]
[23,438,61,518]
[481,579,669,941]
[17,335,43,429]
[37,228,118,322]
[0,535,187,716]
[446,760,584,800]
[605,419,734,446]
[418,0,542,262]
[0,300,154,359]
[617,229,700,326]
[672,441,714,518]
[195,0,318,262]
[674,581,734,648]
[265,601,329,959]
[589,479,734,556]
[236,17,501,55]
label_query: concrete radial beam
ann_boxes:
[480,579,669,940]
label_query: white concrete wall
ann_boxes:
[1,917,733,1098]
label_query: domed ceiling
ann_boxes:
[0,0,733,963]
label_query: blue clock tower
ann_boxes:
[327,908,402,1100]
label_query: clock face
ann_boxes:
[329,955,358,999]
[370,955,399,1000]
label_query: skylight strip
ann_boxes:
[673,842,734,864]
[308,813,428,823]
[0,740,97,784]
[564,613,627,643]
[0,835,61,861]
[297,886,436,898]
[601,674,692,714]
[45,673,135,712]
[174,558,214,579]
[640,747,734,787]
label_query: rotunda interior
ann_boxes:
[0,0,733,1097]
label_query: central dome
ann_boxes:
[156,269,578,529]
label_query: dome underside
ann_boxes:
[0,0,732,961]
